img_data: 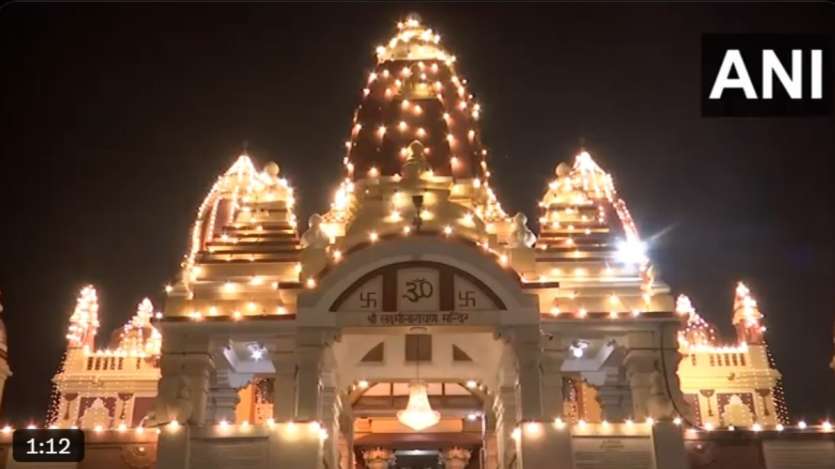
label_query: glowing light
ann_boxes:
[369,231,379,243]
[357,380,370,390]
[2,426,12,434]
[305,278,317,289]
[167,420,180,433]
[569,340,589,358]
[615,239,648,265]
[823,421,833,432]
[397,382,441,431]
[673,417,682,426]
[465,380,478,390]
[645,417,655,426]
[554,418,566,429]
[752,423,762,432]
[443,225,453,236]
[524,422,542,437]
[798,420,807,429]
[118,423,127,432]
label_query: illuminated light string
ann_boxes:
[180,153,297,295]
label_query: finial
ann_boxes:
[242,139,249,156]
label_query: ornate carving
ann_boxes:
[508,213,536,248]
[144,375,193,426]
[441,447,472,469]
[300,214,330,249]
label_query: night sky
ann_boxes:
[0,4,832,425]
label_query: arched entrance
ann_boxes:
[298,238,537,469]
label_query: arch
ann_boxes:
[297,236,538,317]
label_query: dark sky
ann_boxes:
[0,3,833,426]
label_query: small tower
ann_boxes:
[733,282,765,344]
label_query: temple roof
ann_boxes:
[343,17,488,180]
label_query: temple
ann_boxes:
[0,16,833,469]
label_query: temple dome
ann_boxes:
[343,17,487,180]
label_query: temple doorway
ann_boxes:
[351,381,485,469]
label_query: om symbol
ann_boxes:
[402,278,434,303]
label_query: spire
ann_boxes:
[343,16,489,180]
[733,282,765,344]
[676,294,719,349]
[66,285,100,349]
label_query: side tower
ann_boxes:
[677,284,787,427]
[49,288,161,429]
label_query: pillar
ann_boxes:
[516,422,573,469]
[157,423,191,469]
[493,386,518,469]
[207,367,241,423]
[155,353,213,469]
[269,422,325,469]
[537,348,574,469]
[624,351,655,420]
[295,345,323,421]
[651,422,688,469]
[596,365,632,422]
[319,368,340,469]
[504,327,574,469]
[270,351,296,422]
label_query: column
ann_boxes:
[493,386,518,469]
[155,353,213,469]
[207,366,241,424]
[319,368,340,469]
[597,365,632,422]
[538,347,573,469]
[651,422,689,469]
[624,351,655,420]
[270,351,296,422]
[506,327,575,469]
[509,326,543,421]
[625,330,688,469]
[295,344,323,421]
[482,408,500,469]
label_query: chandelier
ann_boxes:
[397,328,440,431]
[397,382,440,431]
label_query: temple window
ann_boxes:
[405,334,432,362]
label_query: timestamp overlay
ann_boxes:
[12,429,85,462]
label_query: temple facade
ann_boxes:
[0,16,833,469]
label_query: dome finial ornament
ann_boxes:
[300,214,330,249]
[402,140,430,181]
[508,213,536,248]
